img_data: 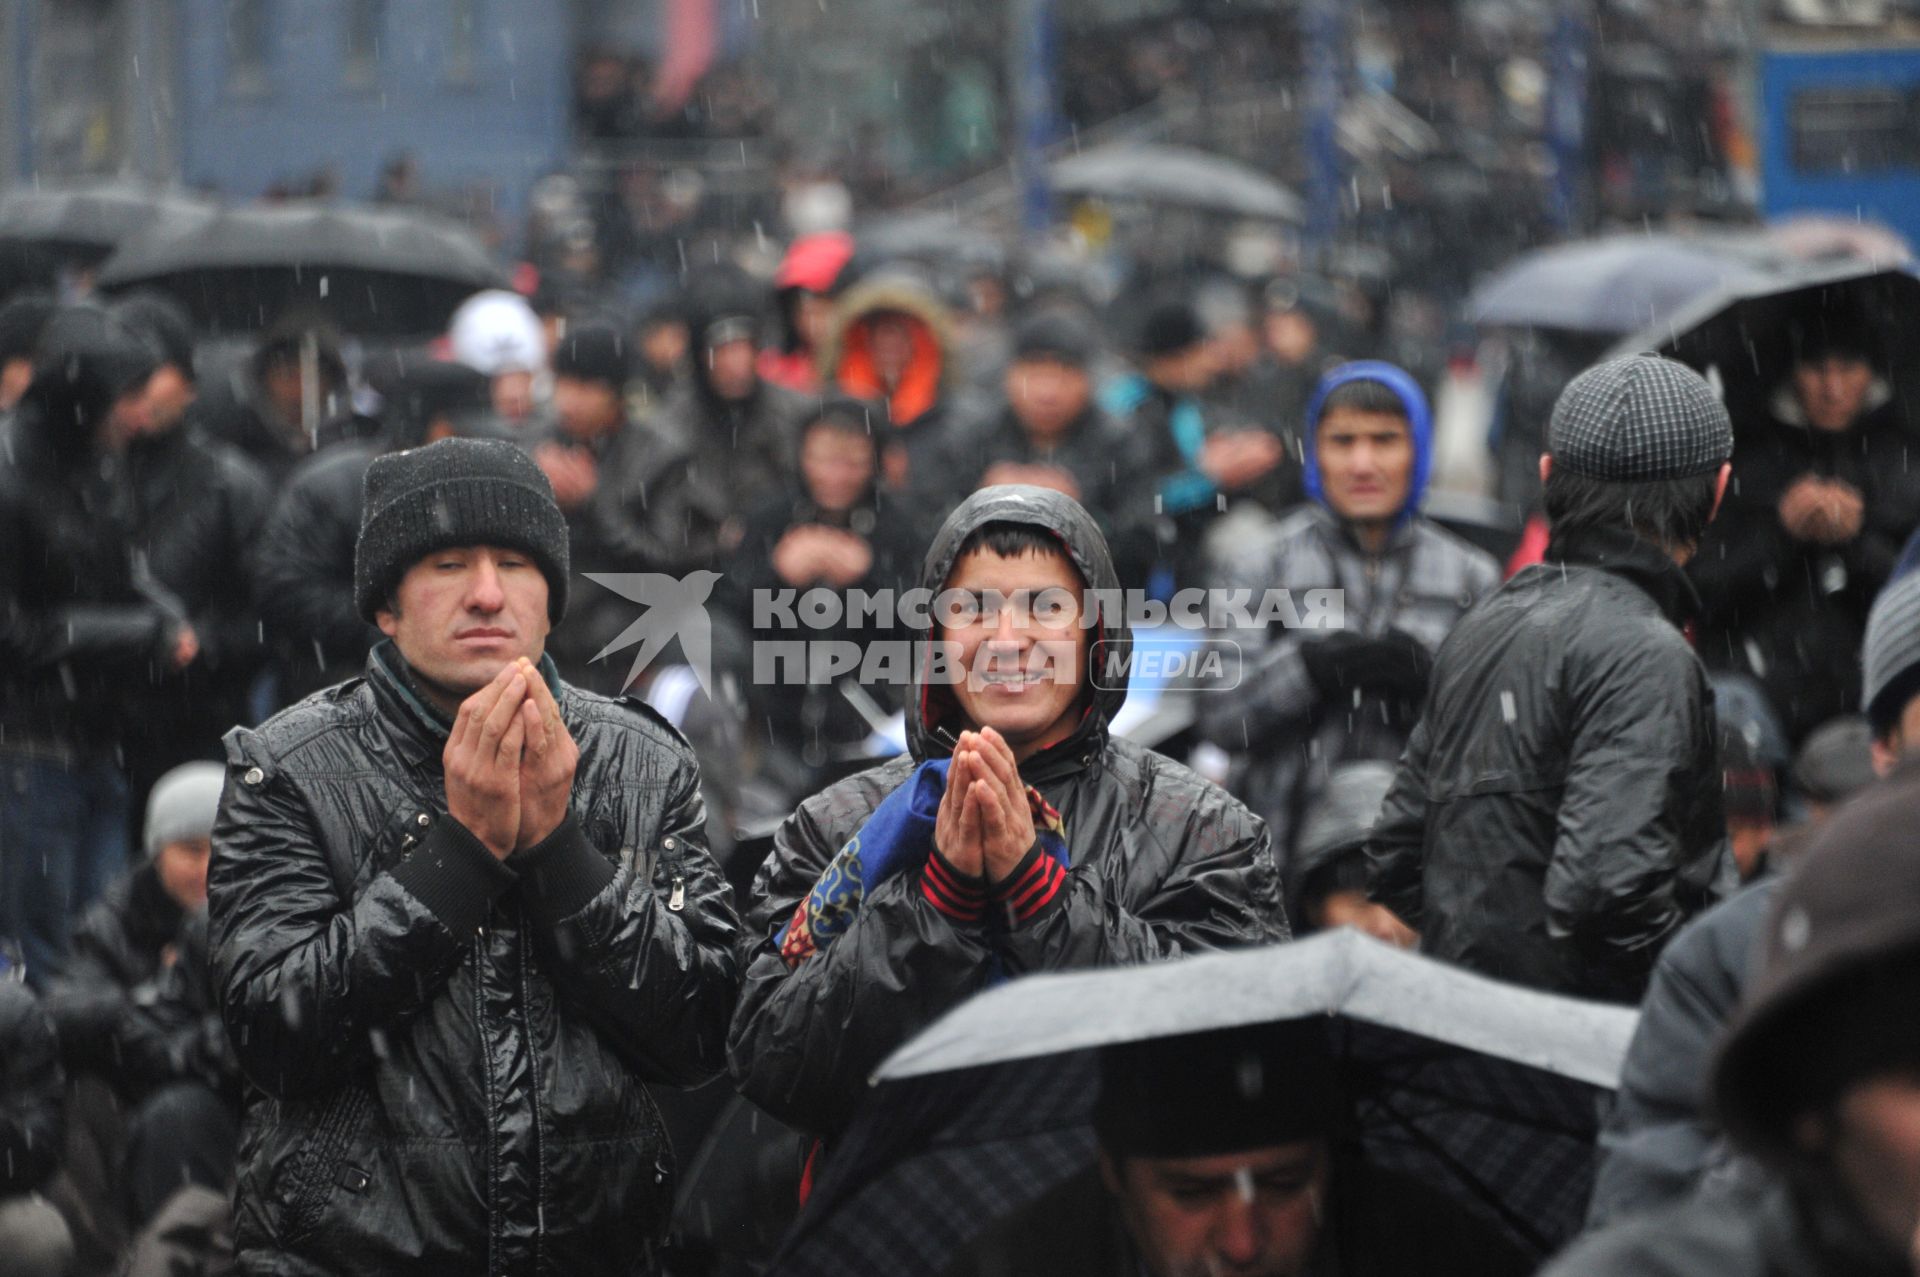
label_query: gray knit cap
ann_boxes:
[353,437,570,623]
[144,761,225,857]
[1863,571,1920,735]
[1548,355,1732,482]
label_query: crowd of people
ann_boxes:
[0,213,1917,1277]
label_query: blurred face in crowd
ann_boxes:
[705,337,758,402]
[552,374,623,441]
[641,319,688,375]
[868,313,918,384]
[938,546,1088,762]
[1316,407,1414,526]
[1871,695,1920,777]
[1799,1073,1920,1257]
[376,544,551,714]
[0,356,34,410]
[794,293,836,354]
[1101,1142,1331,1277]
[154,837,211,912]
[491,370,535,422]
[100,384,156,452]
[800,422,874,513]
[260,356,323,427]
[1210,322,1261,377]
[141,364,197,436]
[1794,354,1875,433]
[1006,356,1090,440]
[1265,310,1318,365]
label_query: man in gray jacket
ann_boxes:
[1200,361,1499,926]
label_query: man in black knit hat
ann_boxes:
[207,436,741,1273]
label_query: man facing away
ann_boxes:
[208,437,740,1274]
[1367,355,1737,1003]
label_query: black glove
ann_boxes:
[1348,629,1435,704]
[1299,630,1369,701]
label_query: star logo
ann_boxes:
[585,571,724,697]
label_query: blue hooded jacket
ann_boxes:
[1301,360,1434,527]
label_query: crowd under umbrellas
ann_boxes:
[1,163,1919,1277]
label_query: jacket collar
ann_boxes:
[1309,502,1421,559]
[1543,524,1703,628]
[365,639,563,766]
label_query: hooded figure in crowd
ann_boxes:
[0,305,172,982]
[1548,762,1920,1276]
[1367,355,1736,1003]
[209,438,739,1274]
[1200,362,1499,916]
[728,485,1286,1142]
[1691,306,1920,745]
[760,231,855,394]
[821,270,965,526]
[194,312,374,487]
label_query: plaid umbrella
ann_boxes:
[767,931,1636,1275]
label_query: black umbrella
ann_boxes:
[769,930,1637,1275]
[0,180,219,295]
[1613,260,1920,430]
[97,200,509,337]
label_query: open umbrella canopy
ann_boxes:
[767,933,1637,1276]
[0,179,219,254]
[1051,142,1305,223]
[97,200,509,337]
[1612,260,1920,428]
[1465,233,1774,336]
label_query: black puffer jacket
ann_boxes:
[727,485,1288,1138]
[207,642,741,1275]
[0,980,64,1198]
[1366,526,1733,1003]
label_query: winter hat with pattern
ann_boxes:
[1862,569,1920,735]
[1548,355,1732,482]
[353,437,570,623]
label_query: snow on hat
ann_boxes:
[1548,355,1732,483]
[144,761,226,857]
[1863,569,1920,735]
[449,289,547,377]
[353,437,570,623]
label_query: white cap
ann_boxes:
[449,289,547,377]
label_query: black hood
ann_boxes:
[17,305,158,466]
[907,484,1132,769]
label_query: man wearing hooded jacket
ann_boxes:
[728,485,1287,1140]
[1199,362,1500,922]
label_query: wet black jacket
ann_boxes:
[0,980,64,1198]
[727,486,1288,1138]
[251,441,383,704]
[207,643,741,1275]
[1366,527,1733,1003]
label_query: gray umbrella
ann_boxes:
[1465,234,1774,336]
[98,200,508,337]
[0,179,218,253]
[1051,142,1305,223]
[878,928,1635,1087]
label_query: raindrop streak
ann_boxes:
[1500,691,1517,724]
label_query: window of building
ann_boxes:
[1789,85,1920,174]
[345,0,385,89]
[448,0,480,85]
[227,0,270,96]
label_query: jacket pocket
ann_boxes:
[275,1084,375,1245]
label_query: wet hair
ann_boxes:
[800,396,877,442]
[1317,378,1408,423]
[953,520,1072,565]
[1543,465,1721,553]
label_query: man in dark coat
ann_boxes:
[0,305,173,983]
[1690,310,1920,745]
[945,309,1158,590]
[1200,362,1500,904]
[193,312,372,488]
[1546,764,1920,1276]
[728,484,1287,1140]
[207,437,741,1274]
[1367,355,1737,1003]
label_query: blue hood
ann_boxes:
[1301,360,1434,524]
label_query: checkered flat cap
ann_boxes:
[1548,354,1732,482]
